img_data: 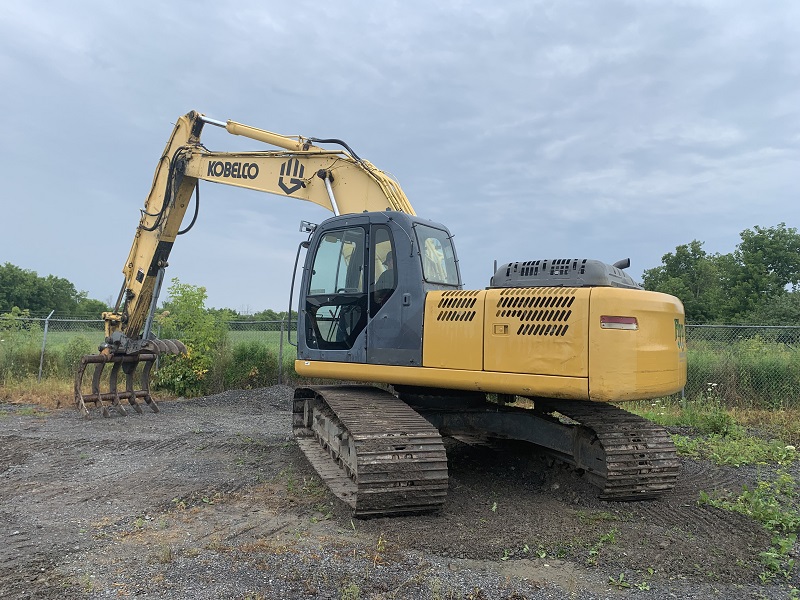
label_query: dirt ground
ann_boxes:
[1,385,798,599]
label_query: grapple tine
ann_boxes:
[122,361,144,414]
[108,362,127,417]
[163,339,179,354]
[140,358,159,413]
[90,361,111,418]
[74,356,93,419]
[172,340,187,354]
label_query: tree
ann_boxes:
[721,223,800,320]
[0,262,109,317]
[642,241,724,323]
[744,292,800,326]
[643,224,800,324]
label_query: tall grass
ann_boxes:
[686,337,800,409]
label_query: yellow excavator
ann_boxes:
[76,110,687,516]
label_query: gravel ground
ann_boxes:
[1,385,798,599]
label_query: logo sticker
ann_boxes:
[674,319,686,352]
[278,158,307,195]
[206,160,259,180]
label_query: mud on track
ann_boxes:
[1,386,798,599]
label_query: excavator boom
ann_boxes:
[76,110,414,417]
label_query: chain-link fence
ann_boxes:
[2,315,799,407]
[0,315,295,385]
[685,325,800,409]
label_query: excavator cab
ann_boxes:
[297,211,461,367]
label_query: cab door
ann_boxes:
[301,223,368,362]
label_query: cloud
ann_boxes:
[0,0,797,311]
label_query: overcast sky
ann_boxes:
[1,1,798,315]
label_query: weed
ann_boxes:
[340,582,360,600]
[758,535,796,582]
[373,534,387,567]
[157,544,174,564]
[699,472,799,532]
[429,577,443,600]
[608,572,631,590]
[586,528,618,566]
[78,573,96,593]
[699,471,799,582]
[311,502,333,522]
[673,432,797,467]
[576,510,620,524]
[16,405,47,417]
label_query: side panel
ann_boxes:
[422,291,485,370]
[483,288,590,377]
[588,288,687,401]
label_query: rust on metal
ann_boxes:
[75,353,160,419]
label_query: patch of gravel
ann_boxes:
[1,386,798,599]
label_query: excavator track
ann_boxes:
[292,385,449,517]
[535,399,680,500]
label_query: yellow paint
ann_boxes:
[483,287,590,377]
[422,290,484,370]
[301,285,686,404]
[588,288,687,401]
[295,360,589,399]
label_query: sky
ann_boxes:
[1,1,798,315]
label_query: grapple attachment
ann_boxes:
[74,339,187,418]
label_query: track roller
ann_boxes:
[293,385,449,517]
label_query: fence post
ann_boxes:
[278,319,285,385]
[38,309,55,383]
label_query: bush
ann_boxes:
[223,341,278,389]
[0,309,43,382]
[151,279,229,398]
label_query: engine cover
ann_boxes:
[490,259,641,290]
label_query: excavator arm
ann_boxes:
[77,110,415,417]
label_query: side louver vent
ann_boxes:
[435,290,479,322]
[496,289,575,337]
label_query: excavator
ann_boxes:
[75,110,687,517]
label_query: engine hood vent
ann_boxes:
[490,259,641,290]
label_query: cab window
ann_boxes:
[370,225,395,316]
[414,224,459,285]
[309,228,365,295]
